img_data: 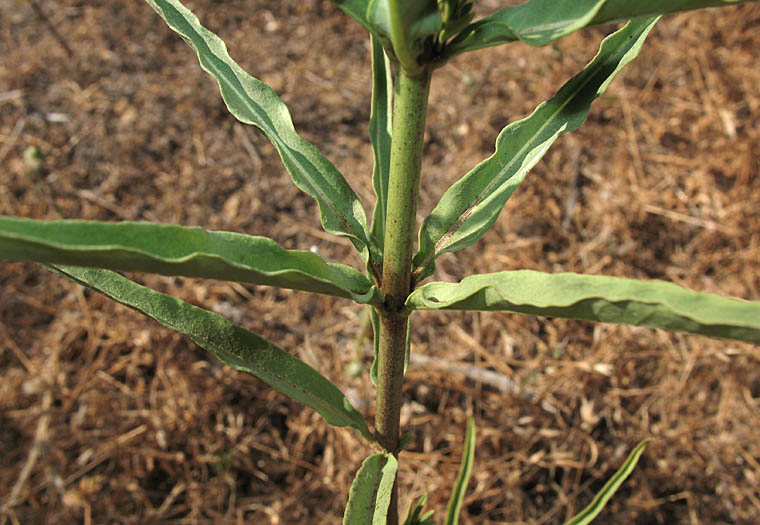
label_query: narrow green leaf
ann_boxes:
[366,0,442,73]
[419,510,435,523]
[413,18,657,282]
[403,495,424,525]
[0,217,380,304]
[369,35,394,255]
[407,271,760,344]
[343,453,399,525]
[403,494,436,525]
[144,0,372,262]
[445,0,758,58]
[330,0,374,33]
[592,0,757,25]
[445,417,476,525]
[49,265,372,440]
[437,0,475,44]
[369,306,381,386]
[447,0,606,56]
[565,440,649,525]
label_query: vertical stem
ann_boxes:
[380,70,431,314]
[375,69,431,525]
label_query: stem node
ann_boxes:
[374,68,432,525]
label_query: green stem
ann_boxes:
[380,70,431,314]
[375,68,431,525]
[387,0,418,75]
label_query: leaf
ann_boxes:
[49,265,373,440]
[446,0,606,56]
[369,35,394,256]
[0,217,380,305]
[403,494,436,525]
[343,453,399,525]
[330,0,374,33]
[369,306,381,385]
[445,416,476,525]
[412,18,658,282]
[406,271,760,344]
[444,0,758,58]
[437,0,475,44]
[144,0,372,263]
[592,0,757,25]
[366,0,442,73]
[565,440,649,525]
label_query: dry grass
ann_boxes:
[1,1,759,523]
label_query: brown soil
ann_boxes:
[2,1,759,523]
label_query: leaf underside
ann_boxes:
[330,0,374,34]
[343,453,399,524]
[369,35,394,255]
[49,265,372,440]
[445,0,758,58]
[0,217,380,304]
[407,270,760,344]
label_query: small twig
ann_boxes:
[77,189,135,219]
[363,345,558,414]
[0,89,23,105]
[28,0,74,58]
[349,307,373,377]
[149,482,187,520]
[233,123,262,173]
[620,89,645,185]
[0,322,35,374]
[2,390,52,512]
[562,142,583,229]
[643,204,737,234]
[0,119,25,165]
[28,424,148,496]
[407,352,558,414]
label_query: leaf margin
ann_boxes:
[407,270,760,344]
[0,217,381,305]
[369,34,394,259]
[413,17,659,282]
[48,264,373,440]
[444,0,758,58]
[565,440,649,525]
[343,452,399,524]
[144,0,373,263]
[444,416,476,525]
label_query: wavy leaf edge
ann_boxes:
[413,18,658,281]
[445,0,758,58]
[565,440,649,525]
[49,264,373,440]
[407,271,760,343]
[0,217,381,304]
[343,452,399,524]
[145,0,373,262]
